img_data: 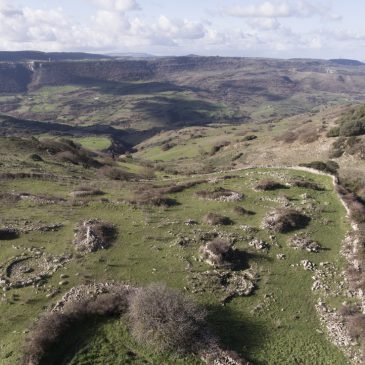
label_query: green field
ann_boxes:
[0,165,354,364]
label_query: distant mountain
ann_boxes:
[0,51,110,62]
[107,52,155,59]
[329,58,364,66]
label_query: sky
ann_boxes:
[0,0,365,60]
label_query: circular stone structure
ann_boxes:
[1,252,71,290]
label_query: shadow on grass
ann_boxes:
[206,304,267,365]
[39,317,107,365]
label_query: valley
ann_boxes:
[0,53,365,365]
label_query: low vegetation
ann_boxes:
[300,160,339,174]
[255,179,286,191]
[23,290,129,365]
[263,208,310,233]
[203,212,233,225]
[328,104,365,137]
[128,284,206,354]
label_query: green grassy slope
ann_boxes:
[0,161,353,364]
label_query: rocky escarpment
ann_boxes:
[0,63,32,93]
[1,55,365,94]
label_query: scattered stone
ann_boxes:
[276,253,286,260]
[185,219,198,225]
[301,260,316,271]
[248,239,269,251]
[289,234,321,253]
[196,188,243,202]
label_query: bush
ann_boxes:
[242,135,257,141]
[331,104,365,137]
[199,238,234,267]
[233,206,255,216]
[327,127,340,137]
[275,131,298,144]
[40,138,100,168]
[290,178,323,191]
[300,160,339,174]
[128,284,206,354]
[203,213,233,225]
[29,153,43,162]
[0,227,19,240]
[98,166,133,181]
[255,179,286,191]
[263,208,310,233]
[23,291,128,365]
[298,130,319,144]
[210,141,230,156]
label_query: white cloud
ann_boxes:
[0,0,360,59]
[92,0,141,12]
[155,16,206,40]
[223,0,340,20]
[248,17,281,30]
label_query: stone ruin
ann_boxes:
[73,219,116,253]
[0,250,71,291]
[248,238,270,251]
[262,208,310,233]
[199,239,235,268]
[189,269,257,302]
[289,234,321,253]
[196,187,243,202]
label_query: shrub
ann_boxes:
[70,186,104,197]
[128,284,206,354]
[98,166,133,181]
[203,213,233,225]
[55,151,79,164]
[341,119,365,137]
[290,179,323,191]
[327,127,340,137]
[40,138,100,168]
[300,160,339,174]
[210,141,230,155]
[275,131,298,144]
[23,291,128,365]
[0,227,19,240]
[233,206,255,216]
[262,208,310,233]
[255,179,286,191]
[242,135,257,141]
[129,189,178,207]
[199,239,234,267]
[298,130,319,144]
[330,104,365,137]
[29,153,43,162]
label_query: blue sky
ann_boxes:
[0,0,364,60]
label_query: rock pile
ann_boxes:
[289,234,321,253]
[73,219,116,253]
[248,239,269,251]
[316,301,362,365]
[199,239,234,268]
[262,208,310,233]
[301,260,316,271]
